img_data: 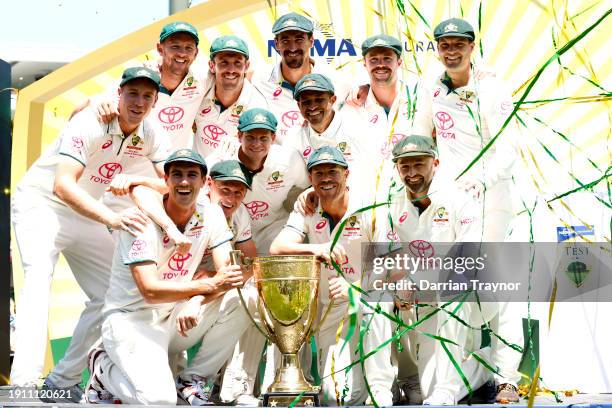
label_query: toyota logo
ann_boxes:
[434,111,454,131]
[72,137,83,150]
[168,252,192,271]
[202,124,227,142]
[281,111,301,128]
[303,146,312,157]
[131,239,146,251]
[387,230,399,241]
[315,220,327,230]
[244,201,269,216]
[399,212,408,223]
[98,162,123,179]
[158,106,185,124]
[408,240,434,258]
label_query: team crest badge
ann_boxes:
[131,135,142,147]
[444,23,458,32]
[232,105,244,116]
[432,206,449,227]
[186,76,194,86]
[337,142,347,152]
[564,260,590,288]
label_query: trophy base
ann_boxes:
[263,391,320,407]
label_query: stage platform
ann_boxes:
[1,385,611,408]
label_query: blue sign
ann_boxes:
[556,225,595,242]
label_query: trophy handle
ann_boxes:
[310,299,334,335]
[230,250,273,342]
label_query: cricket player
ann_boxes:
[194,35,268,158]
[377,135,521,404]
[252,12,351,144]
[91,21,207,153]
[412,18,518,241]
[84,149,250,405]
[284,73,371,189]
[11,68,169,396]
[270,146,395,406]
[210,108,309,404]
[340,34,418,203]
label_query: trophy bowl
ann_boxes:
[249,255,320,405]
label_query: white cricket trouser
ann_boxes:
[360,300,396,401]
[169,288,251,381]
[11,189,114,386]
[99,290,250,404]
[310,301,368,406]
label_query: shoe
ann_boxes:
[177,375,215,406]
[400,375,423,405]
[41,377,84,403]
[235,393,261,406]
[495,383,520,403]
[423,389,456,405]
[84,347,121,404]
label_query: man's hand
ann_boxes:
[213,262,244,291]
[166,225,192,255]
[394,289,414,311]
[344,84,370,108]
[108,174,145,197]
[458,178,485,200]
[329,276,349,301]
[176,296,202,337]
[313,242,346,267]
[93,96,119,124]
[294,187,318,216]
[109,207,149,235]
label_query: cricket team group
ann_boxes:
[11,10,523,406]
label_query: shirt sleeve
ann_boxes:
[285,210,309,237]
[120,223,159,265]
[234,206,253,244]
[480,77,518,187]
[206,203,235,250]
[57,109,99,167]
[145,120,172,164]
[288,148,311,189]
[411,82,435,138]
[453,192,485,242]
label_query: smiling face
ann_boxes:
[297,90,336,129]
[309,163,349,202]
[157,32,199,78]
[437,36,474,73]
[238,128,275,165]
[209,51,249,92]
[208,179,247,219]
[363,48,401,85]
[274,30,313,69]
[117,79,158,134]
[395,155,438,198]
[165,162,206,209]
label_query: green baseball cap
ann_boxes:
[294,73,335,100]
[272,12,314,35]
[237,108,278,133]
[120,67,161,91]
[307,146,348,171]
[392,135,438,162]
[433,18,475,41]
[361,34,403,57]
[210,35,249,59]
[210,160,253,189]
[159,21,199,45]
[164,148,207,175]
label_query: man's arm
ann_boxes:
[53,157,148,234]
[411,82,435,138]
[131,261,218,304]
[270,227,346,265]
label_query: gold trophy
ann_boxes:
[232,251,321,407]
